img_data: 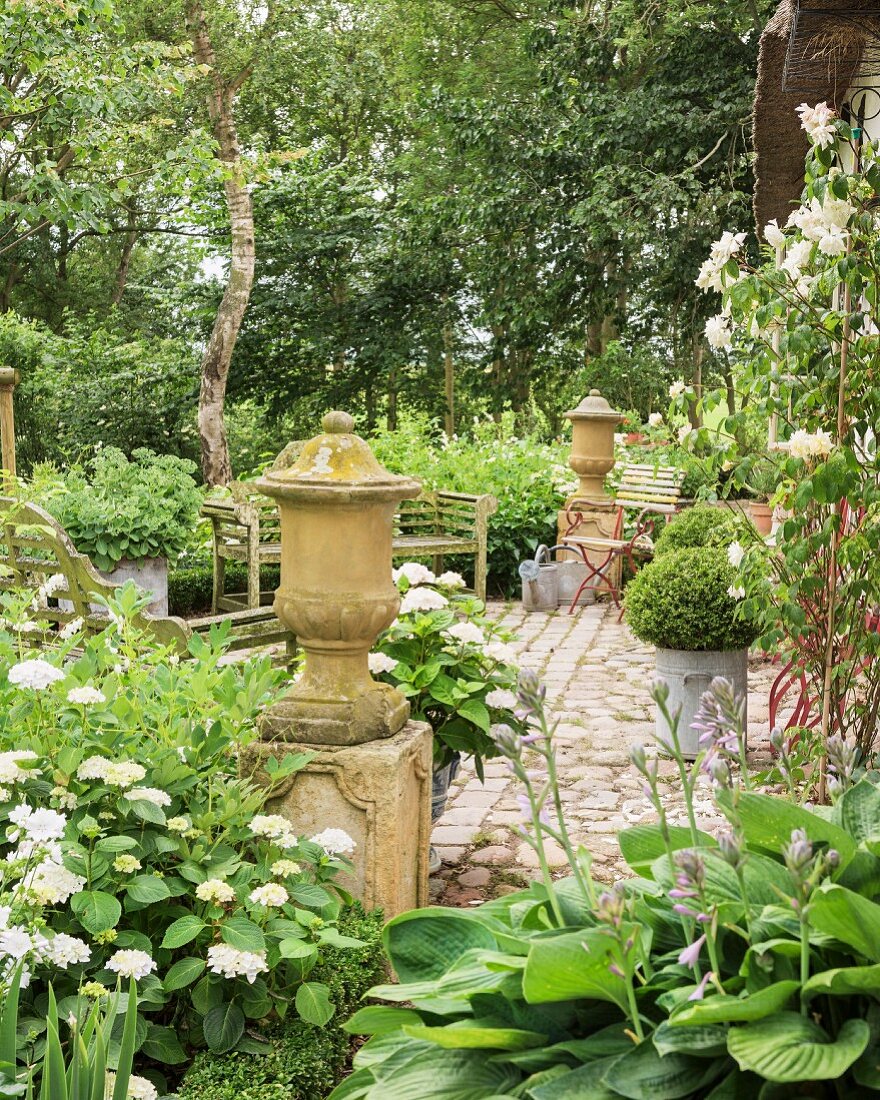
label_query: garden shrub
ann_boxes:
[177,905,384,1100]
[624,546,758,651]
[653,504,740,556]
[0,584,366,1091]
[169,562,281,616]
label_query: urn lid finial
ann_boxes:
[564,389,624,423]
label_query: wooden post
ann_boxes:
[0,367,19,490]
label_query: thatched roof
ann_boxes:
[753,0,870,234]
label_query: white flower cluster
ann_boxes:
[727,584,746,601]
[106,949,156,981]
[796,100,836,148]
[444,621,484,645]
[124,787,171,807]
[22,860,85,905]
[727,541,744,568]
[9,804,67,844]
[704,315,733,350]
[76,757,146,788]
[399,587,448,615]
[787,195,854,259]
[484,688,517,710]
[250,814,298,848]
[789,428,834,461]
[368,652,398,675]
[58,617,84,641]
[309,828,356,856]
[67,685,106,706]
[31,574,66,610]
[484,639,517,665]
[436,571,465,588]
[8,659,65,691]
[392,562,435,586]
[0,751,38,785]
[695,230,746,292]
[196,879,236,904]
[648,412,663,428]
[206,943,268,983]
[249,883,288,908]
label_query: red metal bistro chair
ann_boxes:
[558,464,685,616]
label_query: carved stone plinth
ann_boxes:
[242,720,433,918]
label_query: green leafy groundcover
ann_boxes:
[333,778,880,1098]
[177,906,384,1100]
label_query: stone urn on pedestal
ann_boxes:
[241,411,434,918]
[556,389,624,605]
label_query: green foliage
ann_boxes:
[372,416,573,594]
[653,505,739,557]
[176,906,384,1100]
[37,448,202,570]
[335,677,880,1098]
[168,562,281,617]
[624,546,757,651]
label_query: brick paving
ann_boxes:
[430,600,777,907]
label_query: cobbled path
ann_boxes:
[430,601,777,907]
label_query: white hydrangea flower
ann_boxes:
[9,804,67,843]
[704,314,733,349]
[309,828,356,856]
[58,617,84,641]
[77,756,110,781]
[484,640,517,665]
[392,562,435,587]
[648,412,663,428]
[166,816,190,834]
[796,101,836,148]
[67,686,106,706]
[399,588,449,616]
[727,584,746,601]
[368,652,398,675]
[124,788,171,807]
[436,571,465,588]
[0,751,38,785]
[125,1076,158,1100]
[250,814,298,846]
[103,762,147,789]
[485,688,517,710]
[763,219,786,248]
[106,949,156,981]
[195,875,235,902]
[444,621,484,645]
[7,659,65,691]
[44,933,90,968]
[271,859,302,877]
[206,943,268,983]
[195,879,236,904]
[0,927,35,959]
[727,541,745,568]
[249,883,288,908]
[22,860,85,905]
[113,855,141,873]
[668,381,686,398]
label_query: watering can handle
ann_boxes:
[534,544,551,565]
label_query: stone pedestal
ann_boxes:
[243,720,433,917]
[556,505,622,596]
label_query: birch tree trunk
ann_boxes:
[187,0,255,486]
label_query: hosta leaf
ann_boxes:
[834,779,880,844]
[364,1046,520,1098]
[715,791,855,866]
[344,1007,423,1037]
[802,961,880,1001]
[652,1022,729,1058]
[522,929,626,1008]
[384,909,498,983]
[669,981,799,1027]
[809,884,880,961]
[727,1012,869,1082]
[618,824,714,877]
[601,1038,727,1098]
[402,1023,546,1050]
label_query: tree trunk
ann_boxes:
[187,0,256,486]
[111,202,139,307]
[442,323,455,437]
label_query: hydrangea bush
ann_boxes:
[0,586,360,1092]
[370,564,524,773]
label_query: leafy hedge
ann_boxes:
[168,562,281,617]
[653,504,740,557]
[176,905,384,1100]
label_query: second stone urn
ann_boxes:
[256,410,421,746]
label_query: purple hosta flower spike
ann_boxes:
[515,669,546,717]
[596,883,626,929]
[678,933,706,969]
[688,970,714,1001]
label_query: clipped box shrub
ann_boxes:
[624,546,757,652]
[653,504,740,557]
[176,905,385,1100]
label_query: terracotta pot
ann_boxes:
[750,501,773,536]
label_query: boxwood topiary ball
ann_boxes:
[653,504,739,557]
[624,545,758,652]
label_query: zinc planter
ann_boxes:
[431,753,461,824]
[655,647,748,759]
[101,557,169,617]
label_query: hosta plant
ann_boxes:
[335,673,880,1098]
[0,587,363,1089]
[370,564,524,773]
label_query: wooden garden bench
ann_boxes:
[203,487,498,610]
[558,463,686,614]
[0,498,296,660]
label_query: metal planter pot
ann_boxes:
[431,753,461,824]
[655,647,748,759]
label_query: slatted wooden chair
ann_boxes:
[558,463,685,615]
[0,498,296,660]
[204,487,499,609]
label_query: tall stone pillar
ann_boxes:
[241,411,434,917]
[557,390,624,591]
